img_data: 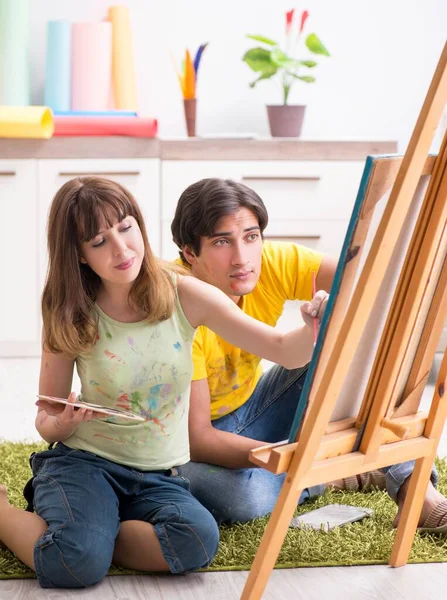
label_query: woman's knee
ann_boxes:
[35,523,114,588]
[159,503,220,573]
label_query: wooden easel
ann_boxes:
[240,41,447,600]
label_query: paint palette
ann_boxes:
[36,395,145,422]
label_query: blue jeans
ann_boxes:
[27,443,219,588]
[181,364,439,525]
[182,364,325,525]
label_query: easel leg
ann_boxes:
[391,348,447,567]
[390,454,436,567]
[241,484,304,600]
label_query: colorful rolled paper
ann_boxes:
[44,20,72,112]
[108,5,138,110]
[71,22,112,111]
[0,106,54,138]
[0,0,30,105]
[53,116,157,137]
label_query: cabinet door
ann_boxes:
[0,160,40,356]
[162,160,365,220]
[161,159,364,260]
[38,159,161,297]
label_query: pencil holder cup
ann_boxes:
[183,98,197,137]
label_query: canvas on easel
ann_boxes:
[240,41,447,600]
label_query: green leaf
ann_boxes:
[246,34,278,46]
[270,48,299,70]
[299,60,317,68]
[242,47,276,73]
[249,70,277,87]
[305,33,330,56]
[286,73,316,83]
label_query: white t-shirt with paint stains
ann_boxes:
[64,289,195,471]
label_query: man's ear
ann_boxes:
[182,245,196,266]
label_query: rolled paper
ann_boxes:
[183,98,197,137]
[108,6,138,110]
[71,22,112,111]
[0,0,30,105]
[44,20,71,112]
[53,110,137,117]
[53,116,157,137]
[0,106,54,138]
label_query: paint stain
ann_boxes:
[173,342,182,351]
[104,349,126,364]
[105,332,112,339]
[116,393,131,410]
[131,390,143,407]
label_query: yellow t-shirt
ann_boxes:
[191,240,324,420]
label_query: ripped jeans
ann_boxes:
[25,443,219,588]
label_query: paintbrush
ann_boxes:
[312,271,318,346]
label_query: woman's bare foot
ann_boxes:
[393,477,446,528]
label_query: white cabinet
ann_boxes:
[0,160,40,355]
[161,160,365,261]
[2,152,444,361]
[1,159,160,357]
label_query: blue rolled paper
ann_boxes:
[53,110,138,117]
[44,20,71,112]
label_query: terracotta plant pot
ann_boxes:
[266,104,306,138]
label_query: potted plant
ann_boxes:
[242,9,330,137]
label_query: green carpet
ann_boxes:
[1,441,447,579]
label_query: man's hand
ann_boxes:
[300,290,329,328]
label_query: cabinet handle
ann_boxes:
[58,171,141,177]
[0,171,16,176]
[241,175,321,182]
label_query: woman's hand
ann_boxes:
[36,392,102,430]
[300,291,329,328]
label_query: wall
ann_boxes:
[30,0,447,149]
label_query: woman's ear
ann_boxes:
[79,256,87,264]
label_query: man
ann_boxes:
[171,177,447,532]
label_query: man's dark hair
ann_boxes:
[171,178,269,263]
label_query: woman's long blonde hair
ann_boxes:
[42,176,178,356]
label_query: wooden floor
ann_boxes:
[0,357,446,599]
[1,564,447,600]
